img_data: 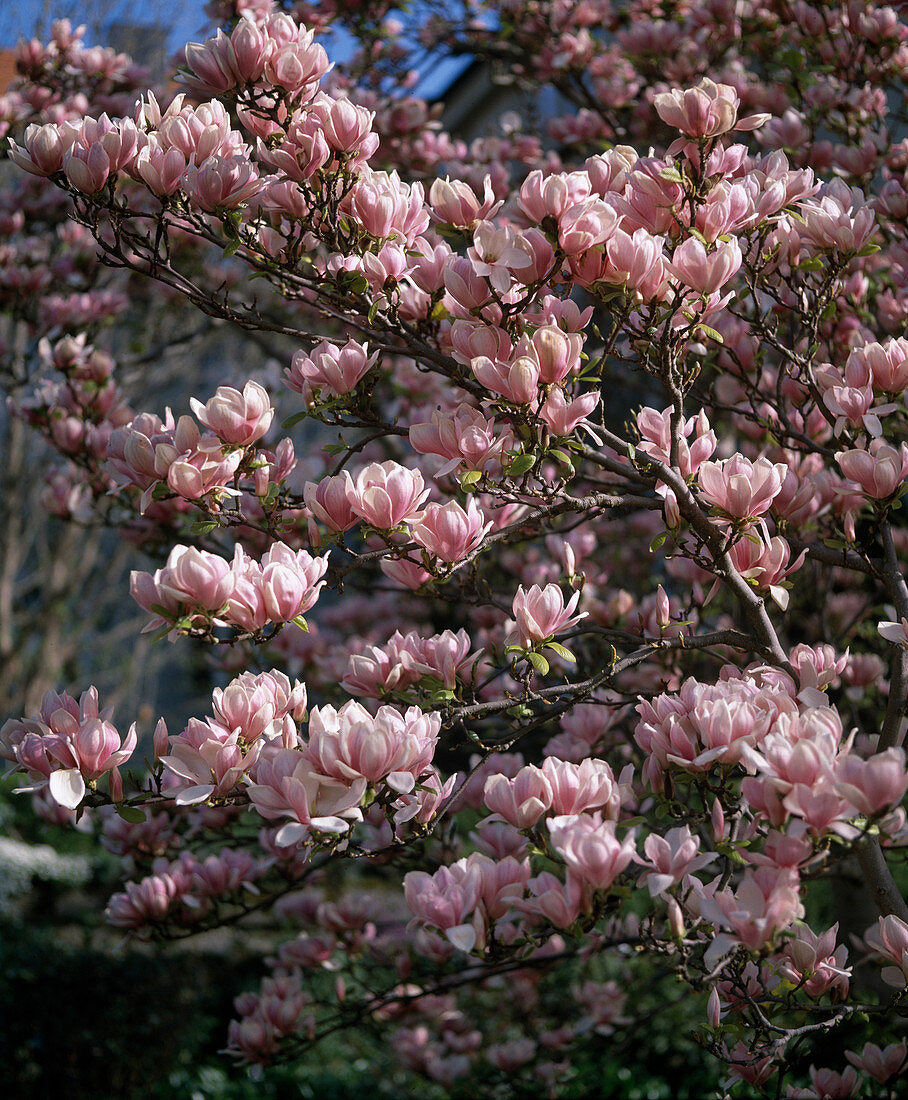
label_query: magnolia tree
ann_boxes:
[4,0,908,1095]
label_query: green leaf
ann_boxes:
[550,449,572,464]
[857,242,881,257]
[544,640,576,662]
[508,453,536,477]
[223,239,240,257]
[116,804,147,824]
[660,165,684,183]
[460,469,482,491]
[526,651,550,676]
[697,324,724,344]
[649,532,667,552]
[367,299,381,324]
[281,410,310,430]
[291,615,309,632]
[190,520,219,535]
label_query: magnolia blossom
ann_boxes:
[511,583,587,647]
[190,381,273,446]
[343,461,429,528]
[304,701,439,794]
[697,454,787,520]
[654,78,770,141]
[411,498,492,563]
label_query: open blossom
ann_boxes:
[799,179,876,254]
[836,441,908,499]
[667,237,742,295]
[547,813,637,891]
[696,866,804,966]
[640,825,718,895]
[344,461,429,529]
[182,155,261,211]
[286,339,378,398]
[429,175,500,229]
[845,1042,908,1084]
[0,686,135,809]
[403,860,483,952]
[411,498,492,563]
[245,747,366,842]
[304,701,439,794]
[409,404,512,477]
[160,717,263,805]
[190,381,273,446]
[484,764,554,829]
[654,78,770,141]
[538,387,600,438]
[468,220,534,292]
[697,454,787,520]
[865,914,908,988]
[511,583,587,646]
[212,669,306,744]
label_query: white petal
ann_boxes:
[49,768,86,809]
[445,923,477,952]
[174,784,215,806]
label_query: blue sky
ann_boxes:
[0,0,209,53]
[0,1,468,99]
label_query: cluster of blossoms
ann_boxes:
[6,1,908,1097]
[130,542,328,637]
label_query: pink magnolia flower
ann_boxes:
[304,474,360,533]
[865,914,908,987]
[182,155,261,211]
[512,870,584,928]
[8,121,77,176]
[411,498,492,563]
[667,237,742,295]
[304,701,439,794]
[160,717,262,805]
[264,35,331,93]
[63,141,111,193]
[845,1042,908,1084]
[409,404,512,477]
[538,387,600,438]
[778,922,851,1000]
[799,180,876,254]
[697,454,787,520]
[640,825,718,895]
[403,860,483,951]
[429,175,500,229]
[472,353,540,404]
[540,757,622,818]
[319,96,377,159]
[344,461,429,529]
[468,220,533,293]
[484,764,554,829]
[836,441,908,499]
[190,381,273,446]
[511,583,587,647]
[546,813,637,891]
[259,543,329,622]
[212,669,306,744]
[286,339,378,398]
[836,748,908,816]
[697,866,804,965]
[246,747,366,842]
[653,78,770,141]
[131,544,235,623]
